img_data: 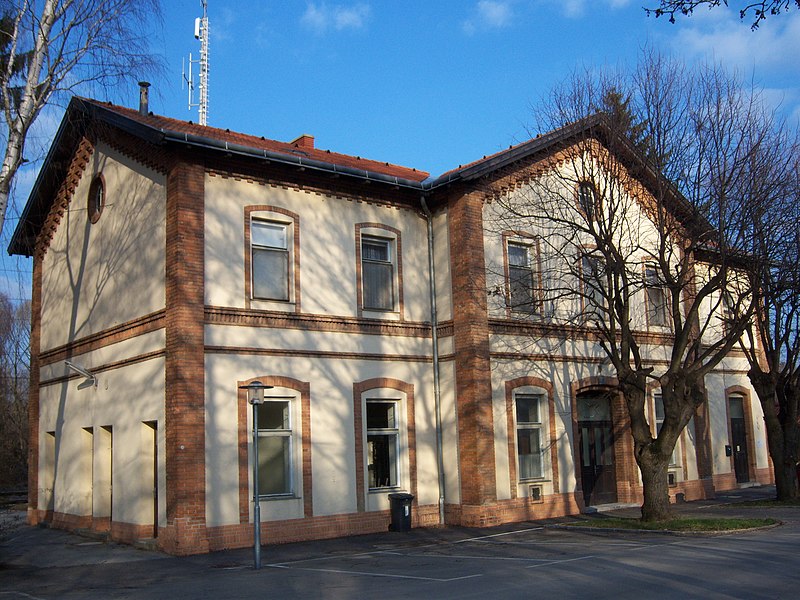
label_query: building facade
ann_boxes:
[9,95,772,555]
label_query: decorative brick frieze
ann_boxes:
[205,306,430,338]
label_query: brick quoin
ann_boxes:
[448,190,497,506]
[161,158,209,555]
[26,256,43,525]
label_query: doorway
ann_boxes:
[577,393,618,506]
[729,396,750,484]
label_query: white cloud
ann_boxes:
[462,1,513,35]
[301,3,371,33]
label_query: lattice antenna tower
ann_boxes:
[182,0,210,125]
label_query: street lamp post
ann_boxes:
[239,380,273,570]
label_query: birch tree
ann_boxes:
[646,1,800,28]
[0,0,161,236]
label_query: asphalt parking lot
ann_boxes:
[1,486,798,599]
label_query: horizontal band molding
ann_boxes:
[40,349,166,387]
[39,310,166,366]
[205,345,431,363]
[205,305,432,338]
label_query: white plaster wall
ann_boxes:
[37,355,165,526]
[204,350,443,527]
[40,143,166,351]
[204,176,432,321]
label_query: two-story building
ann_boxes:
[8,91,772,555]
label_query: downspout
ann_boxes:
[421,195,446,525]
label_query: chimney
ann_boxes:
[290,134,315,150]
[138,81,151,116]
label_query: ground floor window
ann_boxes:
[367,400,399,489]
[515,393,544,480]
[257,400,293,496]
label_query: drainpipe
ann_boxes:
[421,195,446,525]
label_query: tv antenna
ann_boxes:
[182,0,210,125]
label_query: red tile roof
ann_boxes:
[86,99,430,183]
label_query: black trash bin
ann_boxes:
[388,492,414,532]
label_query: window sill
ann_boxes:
[250,298,296,312]
[518,477,550,484]
[257,494,298,501]
[368,486,403,494]
[361,309,401,322]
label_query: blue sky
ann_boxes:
[3,0,800,301]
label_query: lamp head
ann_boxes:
[239,380,274,405]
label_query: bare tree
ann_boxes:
[486,52,783,521]
[646,1,800,28]
[0,291,29,486]
[738,145,800,500]
[0,0,162,236]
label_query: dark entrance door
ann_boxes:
[729,396,750,484]
[577,394,618,506]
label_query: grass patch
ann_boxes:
[564,517,777,532]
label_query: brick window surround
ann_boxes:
[237,376,313,522]
[244,205,301,311]
[352,378,417,512]
[724,385,758,483]
[355,223,404,319]
[570,377,638,506]
[501,231,542,318]
[505,377,559,499]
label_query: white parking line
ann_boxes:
[525,554,597,569]
[452,526,545,544]
[268,563,483,582]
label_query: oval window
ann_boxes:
[87,175,105,224]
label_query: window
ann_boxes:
[645,265,668,327]
[87,175,105,224]
[367,400,399,488]
[256,400,292,496]
[361,236,395,311]
[581,254,605,318]
[251,220,289,301]
[654,394,679,466]
[578,182,599,220]
[508,242,538,313]
[515,394,544,480]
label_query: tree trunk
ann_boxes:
[637,447,672,521]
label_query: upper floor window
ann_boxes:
[366,400,399,489]
[577,182,599,220]
[581,254,605,318]
[515,393,544,480]
[87,175,105,224]
[252,220,289,301]
[508,241,538,314]
[256,400,293,496]
[361,236,395,311]
[645,265,668,327]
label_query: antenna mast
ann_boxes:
[182,1,210,125]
